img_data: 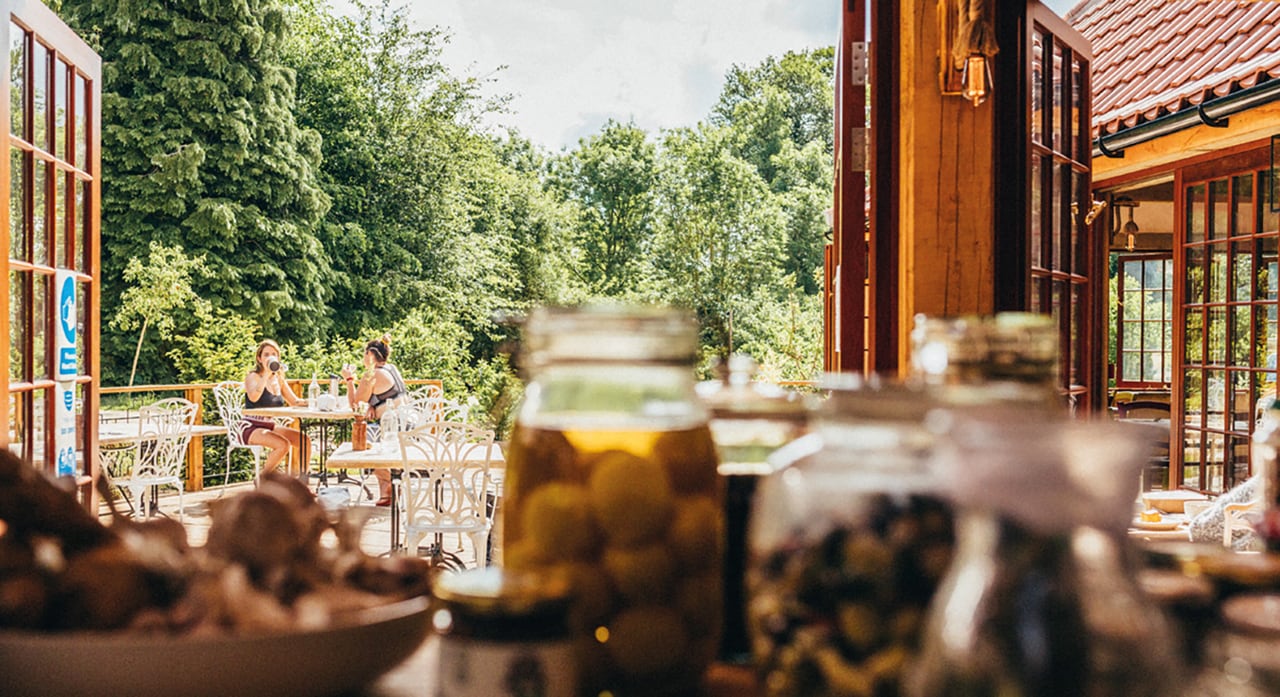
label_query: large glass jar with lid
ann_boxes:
[747,376,953,697]
[503,305,722,697]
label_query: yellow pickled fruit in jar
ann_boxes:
[652,427,719,494]
[605,605,690,678]
[588,450,674,546]
[551,560,617,631]
[521,482,600,561]
[676,572,722,639]
[667,495,722,574]
[604,542,677,604]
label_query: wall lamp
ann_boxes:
[939,0,999,107]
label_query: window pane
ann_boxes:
[1234,174,1254,237]
[1143,352,1162,383]
[53,58,66,160]
[1123,290,1141,321]
[1073,170,1087,273]
[1122,318,1141,347]
[1122,351,1141,381]
[1144,320,1163,351]
[1232,306,1251,366]
[1258,304,1278,373]
[1188,184,1206,243]
[76,178,88,272]
[32,41,46,152]
[1260,237,1279,300]
[8,271,26,382]
[1052,43,1063,153]
[1052,164,1063,268]
[1264,170,1280,234]
[1186,309,1204,363]
[74,73,86,168]
[1207,368,1227,414]
[32,159,45,265]
[31,387,47,466]
[1143,259,1162,289]
[1071,284,1082,384]
[1186,244,1205,304]
[1072,56,1083,160]
[8,391,27,461]
[1030,156,1042,266]
[1208,307,1228,365]
[1031,33,1044,146]
[1210,179,1229,241]
[9,147,25,260]
[1185,369,1204,415]
[32,272,46,379]
[9,23,24,139]
[52,169,65,268]
[1209,244,1228,303]
[1233,240,1253,302]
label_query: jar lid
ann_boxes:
[697,354,808,421]
[433,568,573,618]
[523,305,697,367]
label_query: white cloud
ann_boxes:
[392,0,837,149]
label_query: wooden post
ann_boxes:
[185,386,204,491]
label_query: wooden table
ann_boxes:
[327,440,504,554]
[244,404,361,488]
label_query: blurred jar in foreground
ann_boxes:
[697,354,809,664]
[431,568,576,697]
[748,377,952,697]
[910,413,1182,697]
[910,312,1063,411]
[1189,593,1280,696]
[503,305,722,697]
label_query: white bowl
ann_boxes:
[0,597,431,697]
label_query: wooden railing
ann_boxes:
[99,379,444,491]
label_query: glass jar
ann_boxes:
[910,414,1183,697]
[503,305,722,697]
[910,312,1062,411]
[698,353,810,664]
[431,568,576,697]
[748,377,952,697]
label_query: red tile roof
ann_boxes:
[1067,0,1280,138]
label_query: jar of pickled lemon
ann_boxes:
[503,305,723,697]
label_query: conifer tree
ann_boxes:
[59,0,332,381]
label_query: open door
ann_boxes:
[995,1,1097,411]
[1,0,101,507]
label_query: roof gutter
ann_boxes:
[1092,78,1280,158]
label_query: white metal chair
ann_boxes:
[396,421,496,568]
[1223,497,1263,547]
[212,380,266,489]
[120,397,197,521]
[416,396,472,424]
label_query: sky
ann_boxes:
[351,0,1078,151]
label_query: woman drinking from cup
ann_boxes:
[342,334,408,505]
[243,339,310,477]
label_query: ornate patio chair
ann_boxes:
[212,380,265,489]
[120,397,197,521]
[395,421,496,568]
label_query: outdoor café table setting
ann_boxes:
[244,401,361,487]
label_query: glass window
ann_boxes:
[74,73,86,168]
[53,58,66,160]
[1052,43,1063,153]
[76,177,88,272]
[32,272,47,379]
[1030,155,1042,268]
[9,147,25,260]
[10,23,24,139]
[32,41,46,152]
[1116,255,1174,386]
[32,158,45,265]
[1031,33,1044,146]
[1263,170,1280,233]
[1187,184,1206,243]
[8,271,26,382]
[8,391,27,461]
[1234,174,1254,237]
[52,169,65,267]
[1210,179,1229,241]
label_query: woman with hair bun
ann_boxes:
[341,333,408,505]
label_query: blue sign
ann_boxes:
[55,271,77,380]
[56,445,76,478]
[63,389,74,411]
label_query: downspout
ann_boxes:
[1093,78,1280,158]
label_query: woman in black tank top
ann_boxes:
[341,334,407,505]
[243,340,310,477]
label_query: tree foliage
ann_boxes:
[66,0,836,401]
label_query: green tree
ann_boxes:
[646,125,788,358]
[552,120,657,296]
[110,241,209,386]
[59,0,333,384]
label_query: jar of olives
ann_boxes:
[502,305,722,697]
[747,376,952,697]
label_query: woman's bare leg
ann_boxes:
[250,430,291,475]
